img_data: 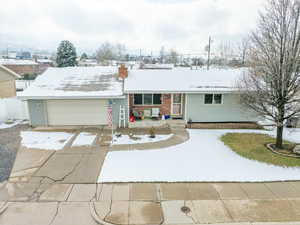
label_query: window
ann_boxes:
[214,94,222,104]
[204,94,222,104]
[173,94,182,104]
[153,94,162,104]
[133,94,162,105]
[204,94,213,104]
[134,94,143,105]
[144,94,152,105]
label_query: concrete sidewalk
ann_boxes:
[1,182,300,224]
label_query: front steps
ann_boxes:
[128,119,186,129]
[167,120,186,129]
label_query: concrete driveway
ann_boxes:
[9,127,111,184]
[0,123,29,182]
[2,127,300,224]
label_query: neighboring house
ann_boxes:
[0,65,20,98]
[78,59,98,67]
[18,67,125,127]
[20,65,258,127]
[0,59,39,77]
[139,63,174,70]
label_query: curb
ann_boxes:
[266,143,300,158]
[89,202,113,225]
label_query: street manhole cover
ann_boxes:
[181,206,191,213]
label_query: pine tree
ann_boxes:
[56,40,77,67]
[80,52,88,60]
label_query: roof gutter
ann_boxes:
[123,89,239,94]
[17,95,126,100]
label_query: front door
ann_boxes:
[171,94,183,117]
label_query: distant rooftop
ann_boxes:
[140,64,174,70]
[36,59,53,64]
[19,66,124,99]
[0,58,38,65]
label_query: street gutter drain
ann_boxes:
[181,206,191,214]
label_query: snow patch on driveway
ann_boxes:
[0,120,25,129]
[21,131,74,150]
[98,129,300,182]
[72,132,97,147]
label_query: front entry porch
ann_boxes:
[128,93,185,126]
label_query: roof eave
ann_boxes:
[0,65,21,79]
[124,89,238,94]
[18,95,126,100]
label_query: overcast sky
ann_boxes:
[0,0,264,55]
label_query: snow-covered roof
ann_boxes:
[18,66,124,99]
[124,67,245,93]
[141,64,174,70]
[0,59,38,65]
[36,59,53,64]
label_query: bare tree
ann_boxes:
[95,42,127,65]
[159,46,165,63]
[237,37,250,65]
[238,0,300,148]
[96,42,115,65]
[115,43,126,61]
[166,49,179,65]
[218,41,235,65]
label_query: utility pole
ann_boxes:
[207,36,211,70]
[139,49,142,61]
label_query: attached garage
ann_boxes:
[19,66,129,127]
[47,99,108,126]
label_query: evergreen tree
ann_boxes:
[56,40,77,67]
[80,52,88,60]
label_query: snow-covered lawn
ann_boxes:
[98,129,300,182]
[21,131,74,150]
[72,132,97,147]
[112,134,173,145]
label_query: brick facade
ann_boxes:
[129,93,172,117]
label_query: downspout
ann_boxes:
[184,94,188,124]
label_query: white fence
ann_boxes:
[0,97,29,122]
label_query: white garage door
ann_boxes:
[47,100,108,126]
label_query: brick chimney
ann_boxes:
[118,64,128,79]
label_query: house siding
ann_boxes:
[0,68,16,98]
[0,80,16,98]
[186,93,259,122]
[27,100,48,126]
